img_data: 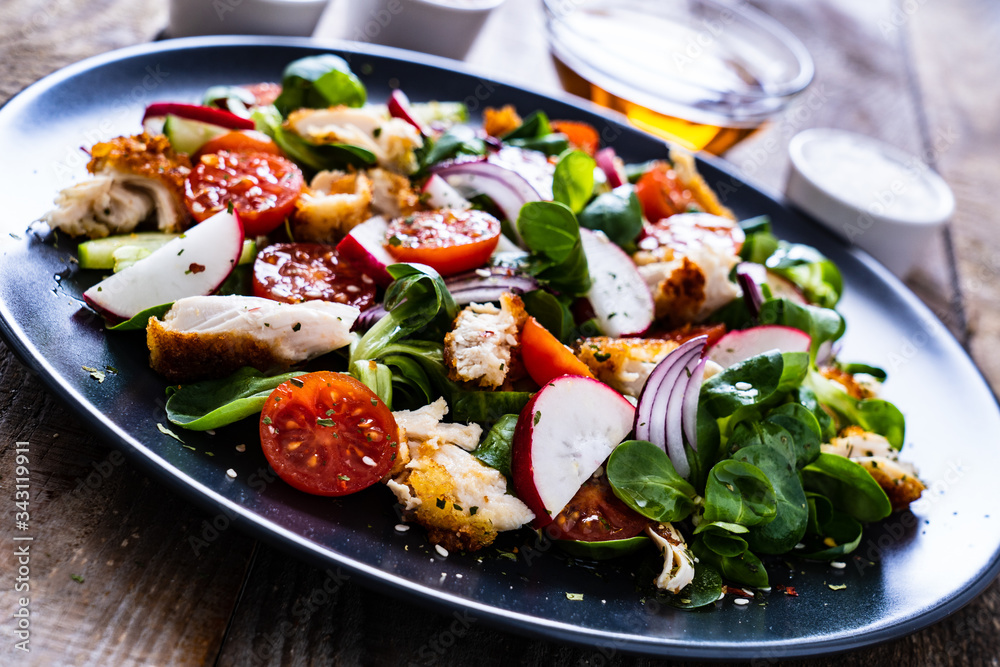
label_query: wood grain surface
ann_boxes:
[1,0,998,665]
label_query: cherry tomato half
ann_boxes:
[253,243,376,310]
[384,209,501,276]
[185,150,304,236]
[260,372,400,497]
[520,316,594,387]
[635,163,699,223]
[194,130,282,160]
[547,475,648,542]
[550,120,600,156]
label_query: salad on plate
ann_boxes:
[40,53,925,608]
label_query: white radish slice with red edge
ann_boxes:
[335,216,395,287]
[580,228,654,337]
[387,89,431,136]
[83,208,244,321]
[511,375,635,527]
[421,174,472,210]
[707,325,812,369]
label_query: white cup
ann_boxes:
[785,129,955,278]
[335,0,505,61]
[168,0,331,38]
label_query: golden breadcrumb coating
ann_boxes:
[483,105,522,138]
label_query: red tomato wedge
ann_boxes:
[520,316,595,387]
[635,163,699,223]
[384,209,501,276]
[185,150,304,237]
[253,243,376,310]
[260,372,400,497]
[193,130,282,160]
[550,120,600,156]
[547,476,648,542]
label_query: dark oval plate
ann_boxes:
[1,36,998,660]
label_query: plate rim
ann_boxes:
[2,34,999,660]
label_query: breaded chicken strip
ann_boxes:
[147,295,358,382]
[45,133,191,237]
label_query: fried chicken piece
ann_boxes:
[575,337,680,397]
[443,293,528,389]
[821,426,925,512]
[44,133,191,238]
[147,295,358,382]
[483,105,522,138]
[293,170,373,242]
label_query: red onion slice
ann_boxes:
[736,263,764,318]
[634,335,708,478]
[681,357,708,452]
[595,147,626,188]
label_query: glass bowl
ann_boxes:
[543,0,814,153]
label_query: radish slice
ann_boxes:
[142,103,255,130]
[421,174,472,210]
[83,209,244,321]
[707,325,812,368]
[335,216,395,287]
[511,375,635,527]
[580,228,654,337]
[595,147,626,188]
[387,89,431,136]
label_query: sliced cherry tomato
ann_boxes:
[649,323,728,349]
[520,316,595,387]
[244,82,282,107]
[260,372,399,497]
[385,209,501,276]
[550,120,600,156]
[194,130,282,160]
[547,475,648,542]
[635,163,699,223]
[185,150,304,236]
[253,243,376,310]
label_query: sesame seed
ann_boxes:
[394,524,410,532]
[226,469,237,479]
[831,561,847,569]
[235,444,246,453]
[735,381,753,391]
[794,543,806,550]
[435,544,449,558]
[475,268,492,277]
[362,455,377,467]
[734,598,750,606]
[206,430,216,436]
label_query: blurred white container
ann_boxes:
[168,0,330,37]
[786,128,955,278]
[330,0,504,61]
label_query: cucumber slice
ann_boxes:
[80,234,255,272]
[163,114,229,154]
[410,101,468,127]
[78,232,180,269]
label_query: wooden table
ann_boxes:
[2,0,998,664]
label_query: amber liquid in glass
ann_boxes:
[553,56,761,155]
